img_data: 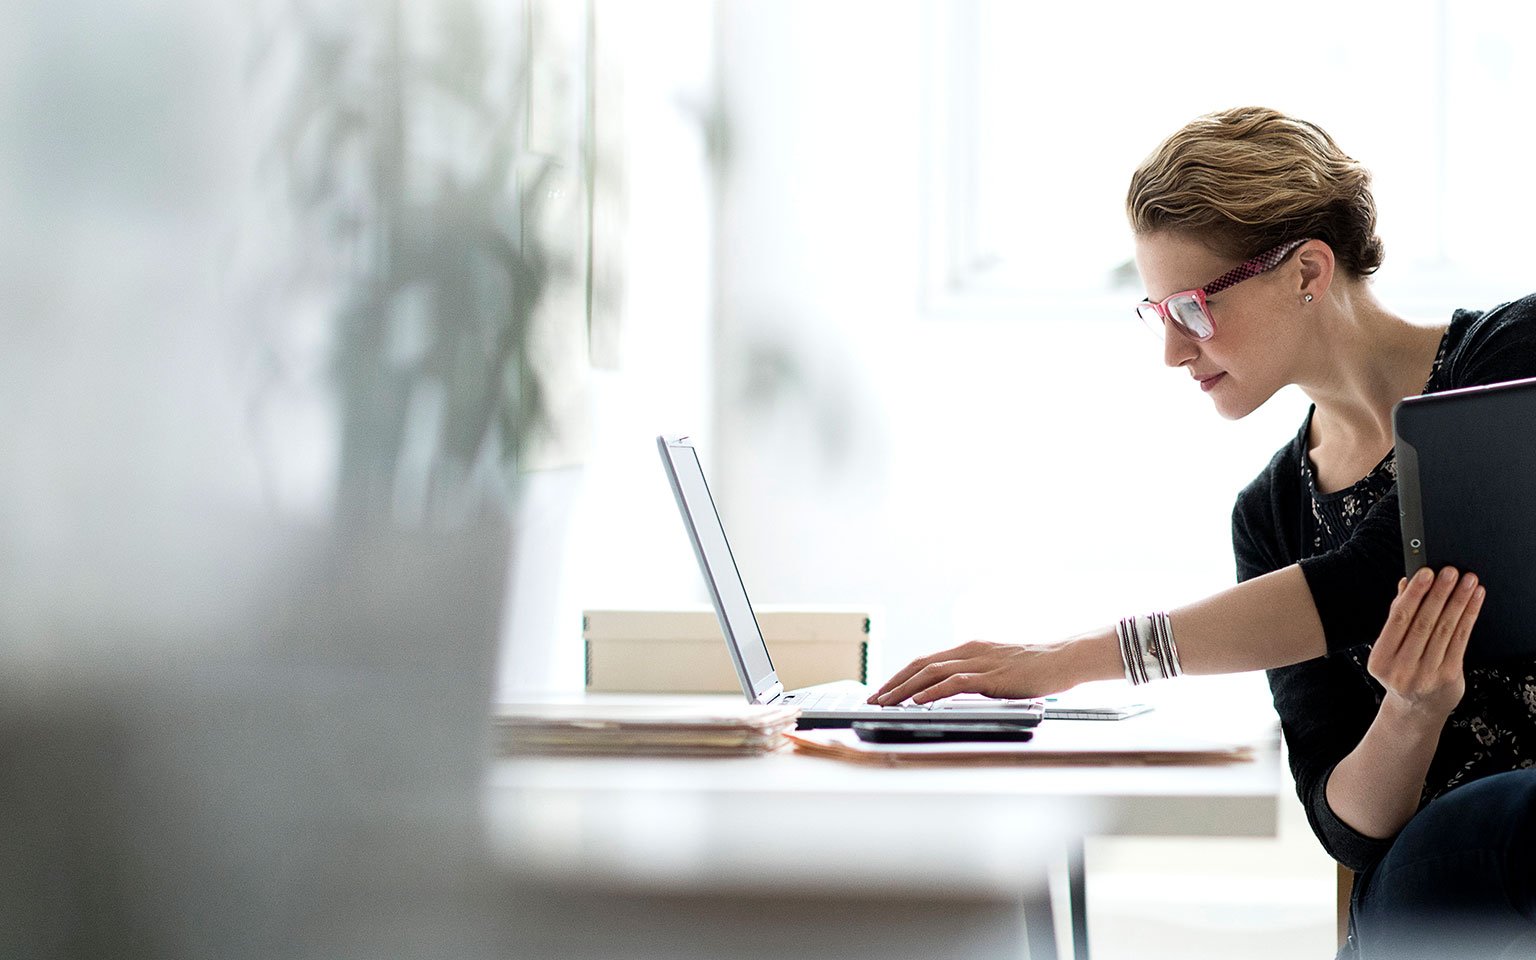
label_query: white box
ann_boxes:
[583,607,872,694]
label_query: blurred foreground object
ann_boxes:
[248,0,591,527]
[0,518,511,960]
[0,0,601,956]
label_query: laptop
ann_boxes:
[1395,375,1536,663]
[657,434,1046,729]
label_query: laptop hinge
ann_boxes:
[758,684,786,705]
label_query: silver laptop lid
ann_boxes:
[657,435,784,705]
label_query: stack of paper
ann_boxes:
[494,702,802,757]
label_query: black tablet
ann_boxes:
[1394,376,1536,663]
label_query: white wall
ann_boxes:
[710,0,1313,680]
[500,0,720,696]
[515,0,1536,694]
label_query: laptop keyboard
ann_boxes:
[783,689,930,712]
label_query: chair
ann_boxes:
[1337,865,1354,950]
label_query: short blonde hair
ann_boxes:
[1126,107,1384,278]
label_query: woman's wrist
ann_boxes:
[1379,690,1457,734]
[1062,626,1127,685]
[1327,692,1449,839]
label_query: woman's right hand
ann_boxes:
[866,637,1102,705]
[1368,566,1485,722]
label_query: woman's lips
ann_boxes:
[1199,373,1226,393]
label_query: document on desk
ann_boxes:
[494,701,801,757]
[787,724,1256,766]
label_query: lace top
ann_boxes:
[1299,328,1536,811]
[1232,294,1536,872]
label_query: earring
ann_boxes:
[1304,294,1314,303]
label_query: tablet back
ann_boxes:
[1394,376,1536,664]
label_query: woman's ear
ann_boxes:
[1296,240,1335,303]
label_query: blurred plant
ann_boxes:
[255,0,578,529]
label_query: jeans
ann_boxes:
[1348,767,1536,959]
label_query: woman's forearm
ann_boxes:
[1324,696,1446,839]
[874,570,1325,701]
[1064,563,1327,681]
[874,563,1474,709]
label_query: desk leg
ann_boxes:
[1022,886,1058,960]
[1068,840,1089,960]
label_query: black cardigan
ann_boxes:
[1231,293,1536,872]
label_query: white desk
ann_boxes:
[483,691,1281,960]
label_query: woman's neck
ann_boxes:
[1295,284,1445,452]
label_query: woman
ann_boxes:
[870,107,1536,958]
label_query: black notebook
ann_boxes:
[1394,376,1536,663]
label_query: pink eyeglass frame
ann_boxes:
[1137,238,1312,341]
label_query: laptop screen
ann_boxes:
[658,437,778,700]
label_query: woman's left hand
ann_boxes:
[1368,566,1484,722]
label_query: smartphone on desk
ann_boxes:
[851,721,1035,744]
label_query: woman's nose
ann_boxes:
[1162,321,1198,368]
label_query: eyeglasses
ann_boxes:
[1136,238,1311,342]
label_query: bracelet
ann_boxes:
[1116,612,1183,686]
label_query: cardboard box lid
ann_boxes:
[583,606,873,642]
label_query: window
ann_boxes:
[925,0,1536,317]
